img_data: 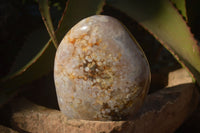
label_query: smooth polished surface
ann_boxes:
[54,15,151,120]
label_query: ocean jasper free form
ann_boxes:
[54,15,151,121]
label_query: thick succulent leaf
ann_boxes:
[39,0,58,48]
[1,28,56,88]
[171,0,187,21]
[0,39,55,106]
[0,0,105,106]
[6,29,50,77]
[108,0,200,85]
[0,29,56,106]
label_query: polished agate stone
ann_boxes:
[54,15,151,121]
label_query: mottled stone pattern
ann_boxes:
[54,15,151,120]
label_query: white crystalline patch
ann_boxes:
[80,26,88,31]
[84,67,89,72]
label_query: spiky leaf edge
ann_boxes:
[39,0,58,48]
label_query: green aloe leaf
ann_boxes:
[39,0,58,48]
[2,28,54,85]
[171,0,188,21]
[0,0,105,106]
[0,29,56,106]
[108,0,200,85]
